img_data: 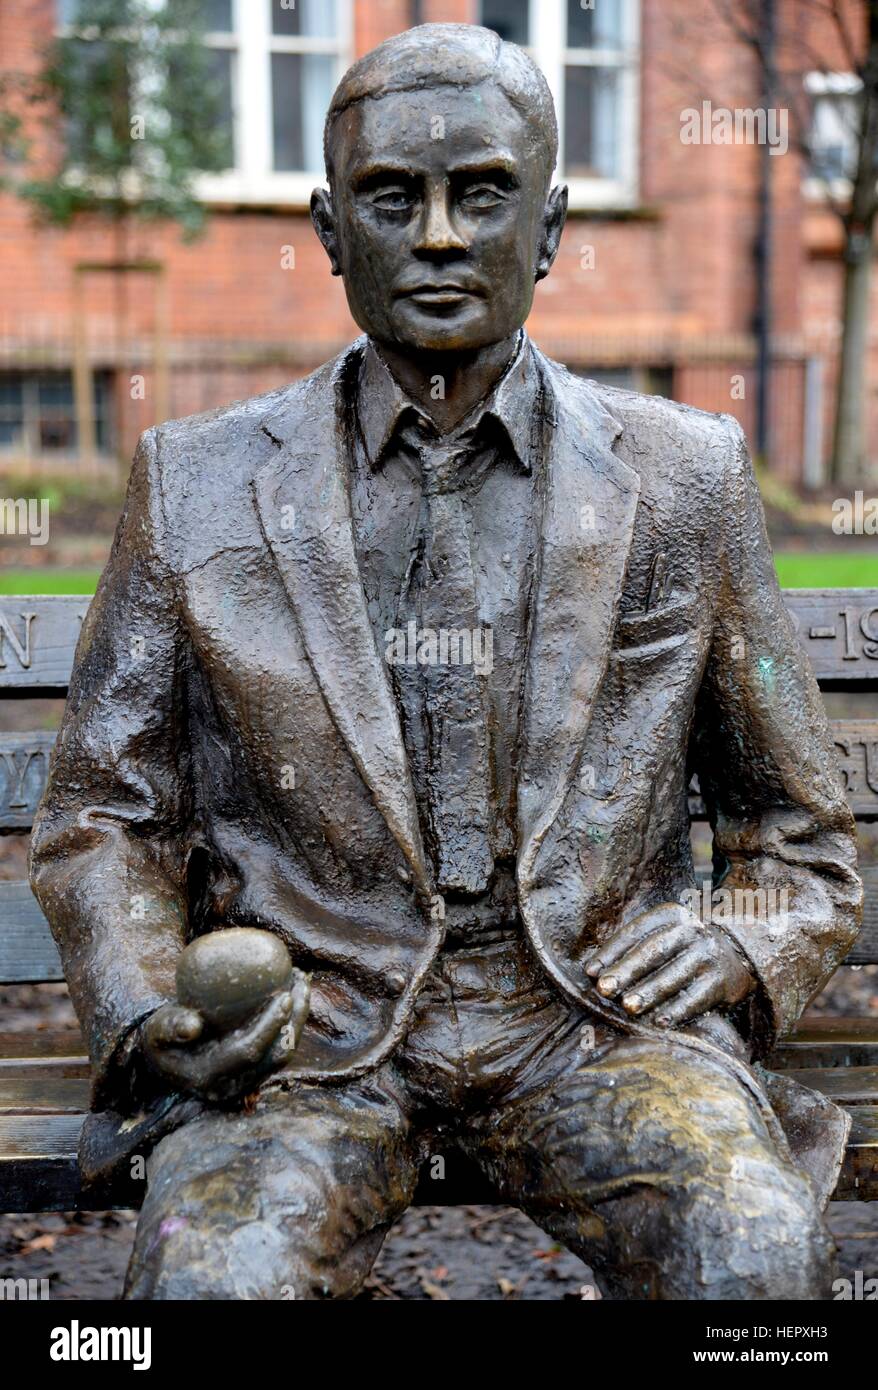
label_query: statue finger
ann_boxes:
[652,973,723,1028]
[214,990,294,1075]
[144,1004,203,1050]
[596,923,693,997]
[586,902,694,977]
[621,947,705,1015]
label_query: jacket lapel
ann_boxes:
[252,345,432,896]
[518,357,641,885]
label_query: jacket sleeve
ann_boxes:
[29,427,192,1106]
[692,417,862,1055]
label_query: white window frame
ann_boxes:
[196,0,354,207]
[484,0,641,209]
[801,70,863,203]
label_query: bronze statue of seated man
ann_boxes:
[31,23,862,1301]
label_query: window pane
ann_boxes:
[37,373,74,409]
[162,0,233,30]
[0,374,23,410]
[479,0,529,45]
[37,373,75,451]
[0,373,24,450]
[567,0,623,48]
[207,47,235,163]
[272,51,334,172]
[94,371,114,452]
[272,0,338,38]
[564,65,619,178]
[201,0,233,30]
[809,95,858,180]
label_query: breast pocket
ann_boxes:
[614,595,700,658]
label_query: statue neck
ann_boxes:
[372,333,520,435]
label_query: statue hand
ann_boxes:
[141,972,310,1102]
[585,902,754,1028]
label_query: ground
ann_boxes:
[1,1202,874,1302]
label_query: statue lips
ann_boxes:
[396,282,485,310]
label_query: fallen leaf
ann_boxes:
[420,1280,450,1301]
[20,1234,56,1254]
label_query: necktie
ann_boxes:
[397,435,494,895]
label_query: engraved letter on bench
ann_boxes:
[0,610,36,669]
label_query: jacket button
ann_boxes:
[387,971,406,997]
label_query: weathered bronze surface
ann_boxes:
[30,24,863,1300]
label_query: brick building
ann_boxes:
[0,0,874,483]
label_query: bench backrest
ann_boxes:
[1,589,876,983]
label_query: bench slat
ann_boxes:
[0,732,57,830]
[0,1077,91,1113]
[838,1106,878,1200]
[1,1105,876,1213]
[784,589,878,684]
[782,1066,878,1104]
[0,1115,88,1213]
[0,597,89,693]
[4,718,878,832]
[1,868,877,985]
[7,1019,875,1077]
[0,1031,88,1074]
[0,881,62,982]
[0,591,875,696]
[771,1017,878,1070]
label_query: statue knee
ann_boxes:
[672,1160,835,1300]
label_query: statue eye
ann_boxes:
[459,183,506,209]
[370,186,414,212]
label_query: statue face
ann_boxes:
[316,84,563,354]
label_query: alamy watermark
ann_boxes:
[385,620,494,676]
[0,1275,50,1300]
[680,101,789,156]
[832,1270,878,1299]
[832,491,878,535]
[0,497,49,545]
[680,881,790,933]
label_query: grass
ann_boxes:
[0,552,875,598]
[773,552,878,589]
[0,569,101,594]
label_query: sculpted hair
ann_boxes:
[323,23,559,187]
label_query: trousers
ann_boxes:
[124,935,834,1300]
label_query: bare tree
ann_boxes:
[710,0,878,483]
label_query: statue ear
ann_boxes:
[311,188,342,276]
[535,184,568,283]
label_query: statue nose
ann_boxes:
[415,194,467,256]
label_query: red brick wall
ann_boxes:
[0,0,873,481]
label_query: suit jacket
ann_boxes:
[29,338,862,1190]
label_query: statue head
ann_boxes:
[311,23,567,357]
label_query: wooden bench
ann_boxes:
[1,590,877,1212]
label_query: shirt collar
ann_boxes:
[357,331,540,473]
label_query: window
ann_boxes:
[479,0,640,208]
[0,372,114,459]
[195,0,353,206]
[805,72,861,188]
[57,1,352,205]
